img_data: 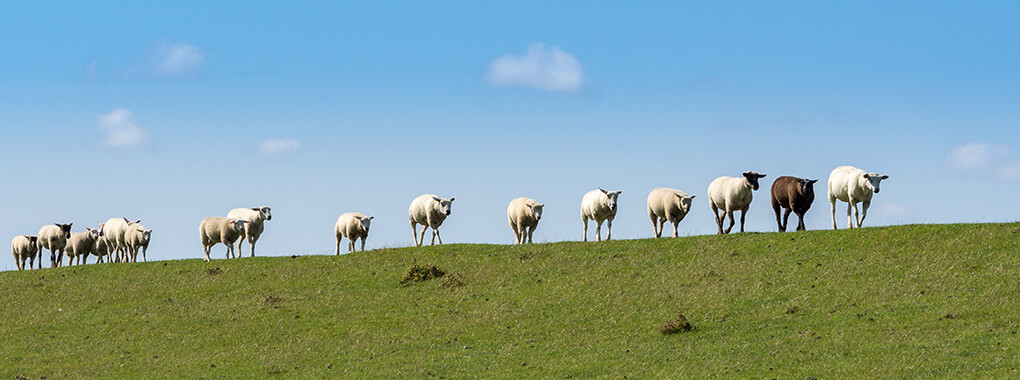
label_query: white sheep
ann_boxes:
[227,206,272,258]
[335,213,374,254]
[125,223,152,263]
[199,217,248,262]
[65,227,102,266]
[37,223,73,268]
[646,188,696,238]
[11,235,39,270]
[827,165,889,229]
[580,188,622,242]
[708,171,767,234]
[101,218,141,263]
[409,194,455,247]
[90,238,112,264]
[507,198,545,244]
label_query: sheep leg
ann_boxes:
[582,217,589,242]
[410,221,419,247]
[672,219,679,238]
[527,226,535,244]
[796,211,807,231]
[511,224,521,245]
[418,225,428,247]
[203,245,211,262]
[850,201,861,229]
[248,235,257,257]
[782,209,792,232]
[724,211,735,234]
[349,239,355,253]
[434,225,443,245]
[711,202,724,235]
[739,208,748,233]
[829,194,838,230]
[595,220,603,241]
[518,226,528,244]
[846,199,855,229]
[606,218,614,241]
[773,200,784,232]
[335,234,342,255]
[859,201,870,228]
[360,237,366,252]
[649,210,660,238]
[142,246,147,262]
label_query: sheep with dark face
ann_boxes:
[409,194,455,247]
[708,171,767,234]
[770,176,818,232]
[38,223,73,268]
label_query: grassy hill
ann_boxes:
[2,223,1019,378]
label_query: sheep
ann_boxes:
[90,238,112,264]
[507,198,545,244]
[581,188,622,242]
[227,206,272,258]
[335,213,374,254]
[65,227,102,266]
[409,194,455,247]
[646,188,696,238]
[101,218,141,263]
[199,217,248,262]
[124,223,152,263]
[11,235,39,270]
[827,166,889,229]
[770,176,818,232]
[37,223,73,268]
[708,171,767,234]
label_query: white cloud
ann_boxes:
[944,142,1009,171]
[153,43,205,76]
[486,43,584,93]
[258,139,301,156]
[97,108,149,148]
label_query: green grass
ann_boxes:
[3,223,1019,378]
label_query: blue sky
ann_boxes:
[3,1,1020,270]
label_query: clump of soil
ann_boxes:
[661,310,694,334]
[205,267,222,275]
[786,305,800,314]
[401,263,446,285]
[438,273,464,288]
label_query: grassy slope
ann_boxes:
[2,223,1019,378]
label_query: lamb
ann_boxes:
[335,213,374,254]
[827,166,889,229]
[65,227,102,266]
[199,217,248,262]
[581,188,623,242]
[90,238,112,264]
[708,171,767,234]
[227,206,272,258]
[646,188,696,238]
[507,198,545,244]
[409,194,455,247]
[11,235,39,270]
[124,223,152,263]
[37,223,73,268]
[770,176,818,232]
[101,218,141,263]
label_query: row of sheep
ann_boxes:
[11,165,889,267]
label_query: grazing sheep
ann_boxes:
[507,198,545,244]
[409,194,455,247]
[708,171,767,234]
[199,217,248,262]
[90,238,112,264]
[770,176,818,232]
[11,235,39,270]
[227,206,272,258]
[646,188,696,238]
[827,166,889,229]
[125,223,152,263]
[102,218,141,263]
[581,188,622,242]
[335,213,374,254]
[37,223,73,268]
[65,228,102,266]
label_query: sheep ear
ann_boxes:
[809,179,819,184]
[863,173,870,179]
[599,188,608,194]
[368,216,375,220]
[690,194,697,199]
[536,203,545,207]
[758,173,767,178]
[881,175,889,180]
[432,196,441,202]
[252,208,260,211]
[675,193,684,199]
[134,219,141,224]
[449,197,455,202]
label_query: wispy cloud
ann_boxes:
[258,139,301,157]
[486,44,584,93]
[945,142,1020,181]
[97,108,149,148]
[153,43,206,76]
